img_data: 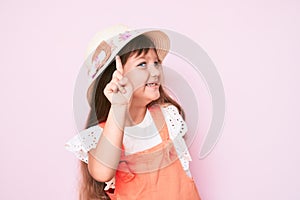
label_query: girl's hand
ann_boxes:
[104,56,133,105]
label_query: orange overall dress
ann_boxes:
[107,106,201,200]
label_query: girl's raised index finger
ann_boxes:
[115,56,123,74]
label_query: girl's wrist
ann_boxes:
[111,103,129,107]
[110,104,129,130]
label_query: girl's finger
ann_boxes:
[115,56,123,75]
[107,81,126,94]
[112,70,123,81]
[118,77,128,87]
[116,82,126,94]
[107,82,118,93]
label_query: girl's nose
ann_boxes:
[148,65,160,77]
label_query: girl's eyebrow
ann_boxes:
[134,53,158,60]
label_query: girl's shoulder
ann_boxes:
[160,102,174,108]
[151,103,180,112]
[159,104,187,135]
[160,103,182,117]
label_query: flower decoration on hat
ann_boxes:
[118,31,131,41]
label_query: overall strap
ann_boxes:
[148,104,169,141]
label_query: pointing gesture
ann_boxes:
[115,55,123,74]
[104,56,133,105]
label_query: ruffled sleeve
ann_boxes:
[65,125,116,190]
[64,125,103,164]
[162,105,193,176]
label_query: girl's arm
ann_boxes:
[88,104,127,182]
[87,56,131,182]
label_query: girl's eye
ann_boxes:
[154,61,160,67]
[137,62,147,68]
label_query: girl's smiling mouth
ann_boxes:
[145,82,160,87]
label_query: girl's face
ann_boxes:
[123,49,162,106]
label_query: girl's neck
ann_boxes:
[129,103,147,125]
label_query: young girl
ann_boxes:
[65,27,201,200]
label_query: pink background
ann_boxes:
[1,0,299,199]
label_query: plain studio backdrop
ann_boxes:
[0,0,299,199]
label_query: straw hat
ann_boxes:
[84,25,170,106]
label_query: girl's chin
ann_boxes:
[132,94,160,105]
[148,93,160,102]
[131,87,160,104]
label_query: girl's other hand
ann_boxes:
[104,56,133,105]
